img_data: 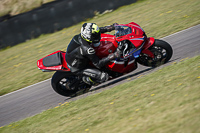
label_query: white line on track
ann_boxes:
[0,78,51,98]
[160,24,200,39]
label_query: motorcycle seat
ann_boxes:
[43,52,62,67]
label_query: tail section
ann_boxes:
[37,50,70,72]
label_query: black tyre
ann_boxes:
[51,71,91,97]
[137,39,173,67]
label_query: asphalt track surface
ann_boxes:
[0,25,200,127]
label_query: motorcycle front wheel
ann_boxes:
[137,39,173,67]
[51,71,91,97]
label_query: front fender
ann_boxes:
[141,37,155,58]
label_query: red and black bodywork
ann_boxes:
[37,22,172,97]
[37,22,155,73]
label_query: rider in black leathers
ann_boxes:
[65,23,124,85]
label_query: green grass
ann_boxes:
[0,55,199,133]
[0,0,54,17]
[0,0,200,95]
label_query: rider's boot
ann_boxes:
[82,76,99,86]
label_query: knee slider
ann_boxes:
[99,72,109,83]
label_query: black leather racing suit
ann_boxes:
[65,26,118,83]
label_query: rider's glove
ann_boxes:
[114,48,122,58]
[108,41,125,60]
[107,48,121,60]
[112,23,118,26]
[106,23,118,32]
[114,41,126,58]
[117,41,125,52]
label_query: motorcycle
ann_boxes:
[37,22,173,97]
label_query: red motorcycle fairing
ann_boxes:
[112,22,155,59]
[141,37,155,58]
[107,58,137,73]
[93,34,118,58]
[94,34,138,73]
[37,50,70,71]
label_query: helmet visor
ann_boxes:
[91,32,101,43]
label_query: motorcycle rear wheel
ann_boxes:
[51,71,91,97]
[137,39,173,67]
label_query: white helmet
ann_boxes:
[81,23,101,43]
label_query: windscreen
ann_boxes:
[115,26,132,37]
